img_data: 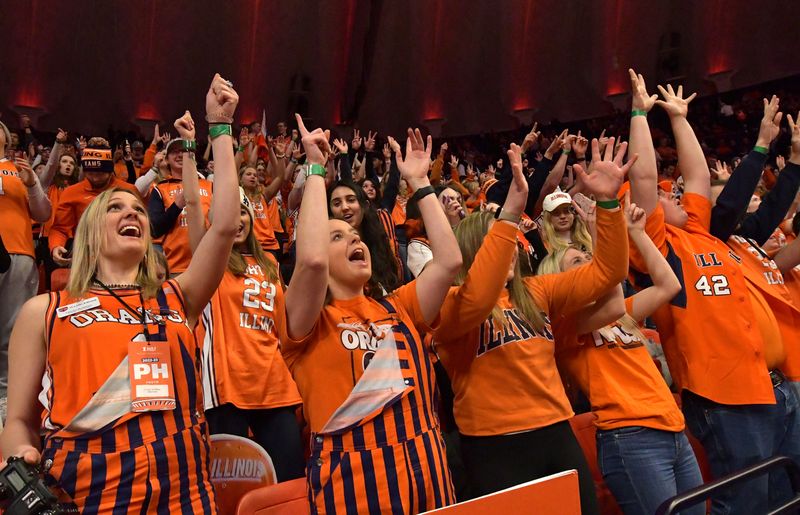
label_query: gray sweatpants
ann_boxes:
[0,254,39,397]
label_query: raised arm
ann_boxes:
[736,110,800,245]
[380,138,401,211]
[435,143,528,339]
[284,115,331,340]
[398,129,463,325]
[628,69,660,214]
[538,139,636,317]
[15,156,51,222]
[624,193,681,321]
[656,83,707,198]
[710,96,783,242]
[175,74,240,321]
[38,130,66,189]
[261,145,285,202]
[174,111,205,253]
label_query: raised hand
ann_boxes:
[713,159,731,181]
[160,131,171,145]
[756,95,782,149]
[655,83,697,119]
[123,140,132,161]
[597,129,609,154]
[573,131,589,158]
[239,127,251,147]
[395,128,432,190]
[629,68,658,113]
[291,141,304,160]
[787,111,800,164]
[574,137,638,201]
[330,138,346,156]
[521,122,540,152]
[56,128,68,144]
[450,155,459,169]
[623,191,646,232]
[77,136,87,152]
[152,123,161,145]
[14,153,36,186]
[205,73,239,123]
[382,143,392,160]
[503,143,529,216]
[352,129,362,151]
[387,135,401,156]
[295,114,331,166]
[545,129,568,159]
[174,110,196,141]
[572,196,596,234]
[364,131,377,152]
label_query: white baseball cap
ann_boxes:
[542,190,572,213]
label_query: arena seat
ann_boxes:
[235,478,309,515]
[567,412,623,515]
[50,268,70,292]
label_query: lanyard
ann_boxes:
[93,278,159,341]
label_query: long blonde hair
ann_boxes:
[454,211,546,331]
[541,210,592,252]
[537,246,646,344]
[67,188,162,298]
[228,210,279,282]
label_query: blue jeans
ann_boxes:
[682,382,800,515]
[597,426,704,515]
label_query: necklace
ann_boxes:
[92,280,141,290]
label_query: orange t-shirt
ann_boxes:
[629,193,773,405]
[250,195,279,251]
[0,159,35,257]
[48,177,140,250]
[727,236,800,380]
[280,281,435,434]
[42,280,203,445]
[200,256,300,410]
[434,208,629,436]
[152,177,213,273]
[556,297,684,432]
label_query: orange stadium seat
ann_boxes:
[50,268,70,292]
[235,478,309,515]
[568,412,623,515]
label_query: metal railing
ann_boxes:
[656,456,800,515]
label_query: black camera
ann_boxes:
[0,457,63,515]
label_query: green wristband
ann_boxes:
[237,145,245,153]
[596,199,620,209]
[753,145,768,155]
[631,109,648,118]
[182,139,197,152]
[305,163,327,178]
[562,149,571,155]
[209,124,233,140]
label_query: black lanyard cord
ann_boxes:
[92,277,153,340]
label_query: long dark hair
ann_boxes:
[53,154,79,189]
[359,177,382,207]
[328,180,400,296]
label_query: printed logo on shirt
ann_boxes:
[67,307,184,328]
[591,324,644,350]
[477,309,553,357]
[336,317,395,372]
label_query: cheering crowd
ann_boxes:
[0,68,799,515]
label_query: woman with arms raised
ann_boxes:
[0,74,240,514]
[538,194,703,515]
[434,139,635,515]
[282,115,462,514]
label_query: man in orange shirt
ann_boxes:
[49,145,139,267]
[627,70,779,514]
[0,120,51,412]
